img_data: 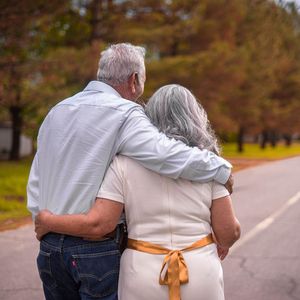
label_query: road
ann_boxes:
[0,224,42,299]
[0,156,300,300]
[223,156,300,300]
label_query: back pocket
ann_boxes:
[72,249,120,298]
[37,249,57,291]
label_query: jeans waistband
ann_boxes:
[41,224,123,249]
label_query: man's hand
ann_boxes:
[217,245,229,260]
[35,210,53,241]
[224,173,234,194]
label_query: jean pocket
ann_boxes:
[37,249,57,291]
[72,250,120,298]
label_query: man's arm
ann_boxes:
[35,198,124,240]
[117,109,232,184]
[27,153,40,218]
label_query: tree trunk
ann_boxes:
[260,130,268,149]
[170,40,179,56]
[9,105,23,160]
[237,126,245,153]
[89,0,114,43]
[89,0,103,43]
[269,130,277,148]
[283,134,292,146]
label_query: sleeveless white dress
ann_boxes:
[97,155,229,300]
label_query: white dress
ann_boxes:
[97,155,229,300]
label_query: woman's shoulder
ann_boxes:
[111,155,143,172]
[113,155,162,180]
[211,181,230,200]
[112,155,136,166]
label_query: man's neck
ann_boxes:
[111,84,135,101]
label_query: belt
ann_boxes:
[127,234,214,300]
[82,224,122,241]
[104,227,118,239]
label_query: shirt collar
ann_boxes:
[83,81,122,98]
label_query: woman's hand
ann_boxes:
[35,210,53,241]
[212,231,230,260]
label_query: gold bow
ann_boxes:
[127,234,213,300]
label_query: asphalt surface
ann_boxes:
[0,156,299,300]
[0,224,42,299]
[223,156,300,300]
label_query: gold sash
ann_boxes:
[127,234,214,300]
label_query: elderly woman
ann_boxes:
[36,84,240,300]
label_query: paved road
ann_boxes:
[0,156,300,300]
[223,156,300,300]
[0,224,43,300]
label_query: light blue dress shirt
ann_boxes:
[27,81,232,218]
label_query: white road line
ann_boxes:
[230,190,300,253]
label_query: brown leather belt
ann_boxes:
[83,224,122,241]
[104,227,118,239]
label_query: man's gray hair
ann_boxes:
[97,43,146,85]
[145,84,220,154]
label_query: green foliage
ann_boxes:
[0,158,32,220]
[1,0,300,155]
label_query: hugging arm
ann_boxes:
[117,109,232,185]
[35,157,125,241]
[35,198,124,240]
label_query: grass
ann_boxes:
[0,142,300,227]
[222,142,300,160]
[0,157,32,222]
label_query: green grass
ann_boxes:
[0,157,32,222]
[222,142,300,160]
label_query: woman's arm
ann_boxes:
[35,198,124,240]
[211,195,241,249]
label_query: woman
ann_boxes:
[36,84,241,300]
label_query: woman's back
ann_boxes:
[118,156,225,245]
[98,155,228,300]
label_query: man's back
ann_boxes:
[28,81,140,217]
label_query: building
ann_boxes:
[0,123,33,159]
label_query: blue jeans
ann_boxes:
[37,231,121,300]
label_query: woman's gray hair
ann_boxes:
[97,43,146,86]
[145,84,221,154]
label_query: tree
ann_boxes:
[2,0,300,158]
[0,0,69,160]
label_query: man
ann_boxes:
[27,43,232,300]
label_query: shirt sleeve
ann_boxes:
[212,182,230,200]
[26,153,40,219]
[97,156,125,204]
[116,108,232,184]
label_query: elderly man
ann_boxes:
[27,43,232,300]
